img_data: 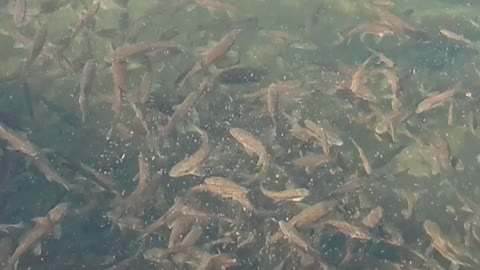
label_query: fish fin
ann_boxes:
[32,217,49,225]
[333,33,345,46]
[192,167,206,177]
[373,36,383,44]
[226,10,240,21]
[33,242,42,256]
[52,224,62,240]
[305,166,315,175]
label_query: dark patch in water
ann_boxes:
[218,66,266,84]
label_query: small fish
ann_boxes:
[291,154,334,175]
[440,29,472,46]
[78,59,96,122]
[351,139,372,175]
[229,128,268,168]
[7,203,69,269]
[368,48,395,68]
[448,101,454,127]
[179,29,240,85]
[115,152,158,215]
[424,220,478,268]
[469,110,478,135]
[322,220,372,241]
[260,185,309,202]
[0,123,39,157]
[361,206,383,228]
[415,83,459,114]
[111,61,127,118]
[191,177,257,212]
[277,221,328,268]
[136,71,152,105]
[0,222,24,234]
[63,159,118,194]
[370,4,427,40]
[162,76,213,139]
[339,23,394,44]
[169,125,210,178]
[12,0,27,26]
[30,154,74,191]
[243,81,302,99]
[194,0,238,19]
[23,26,47,77]
[304,119,344,147]
[265,86,279,138]
[105,41,179,63]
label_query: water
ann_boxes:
[0,0,480,269]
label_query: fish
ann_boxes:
[78,59,96,122]
[415,83,460,114]
[111,61,127,118]
[12,0,26,26]
[424,220,478,268]
[351,139,372,175]
[162,76,214,139]
[304,119,344,147]
[30,154,75,191]
[179,29,241,85]
[440,29,472,46]
[0,122,39,157]
[265,86,279,138]
[339,23,394,44]
[190,176,257,212]
[361,206,383,228]
[169,125,211,178]
[229,128,268,163]
[277,221,328,268]
[260,185,309,202]
[322,220,372,241]
[291,154,334,175]
[105,41,179,63]
[7,203,69,269]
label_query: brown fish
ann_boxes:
[323,220,372,241]
[30,154,74,191]
[278,221,328,268]
[180,29,241,85]
[340,23,394,44]
[23,26,47,77]
[291,154,334,175]
[260,185,309,202]
[78,59,96,122]
[169,125,210,178]
[351,139,372,175]
[361,206,383,228]
[243,81,302,99]
[424,220,478,268]
[229,127,270,180]
[0,122,39,157]
[162,76,214,139]
[64,159,118,194]
[266,85,279,138]
[370,5,427,40]
[440,29,472,46]
[111,61,127,118]
[415,83,460,114]
[105,41,179,63]
[7,203,69,269]
[13,0,27,26]
[191,176,257,212]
